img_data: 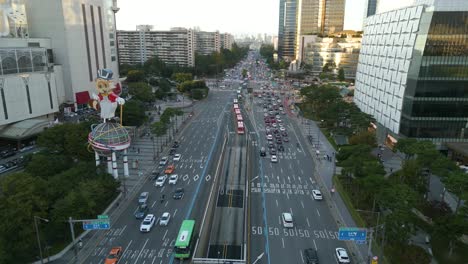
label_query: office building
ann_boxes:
[278,0,297,61]
[117,26,195,67]
[364,0,379,18]
[295,34,361,79]
[25,0,120,109]
[354,0,468,144]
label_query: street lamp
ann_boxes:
[34,216,49,264]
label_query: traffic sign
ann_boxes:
[338,227,367,241]
[82,216,111,230]
[98,215,108,219]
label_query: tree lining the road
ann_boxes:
[0,122,119,263]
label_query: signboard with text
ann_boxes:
[338,227,367,241]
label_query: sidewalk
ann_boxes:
[42,98,194,264]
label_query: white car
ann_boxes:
[155,175,167,187]
[335,248,350,263]
[271,155,278,163]
[276,115,281,119]
[280,126,286,131]
[159,212,171,226]
[267,134,273,141]
[140,214,156,232]
[173,154,181,161]
[272,123,277,128]
[159,157,168,166]
[312,190,323,200]
[281,212,293,228]
[168,174,178,185]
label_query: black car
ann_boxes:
[269,148,277,155]
[0,149,15,159]
[278,145,285,152]
[150,170,160,181]
[169,148,176,155]
[134,204,149,219]
[173,188,185,199]
[268,142,275,148]
[276,138,283,144]
[281,131,288,137]
[260,147,266,157]
[304,248,319,264]
[172,141,179,148]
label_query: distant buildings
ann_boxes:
[354,0,468,144]
[117,27,234,67]
[293,33,361,79]
[277,0,345,62]
[0,0,119,143]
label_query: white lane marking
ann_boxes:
[300,169,304,175]
[316,209,321,217]
[306,217,310,227]
[151,201,157,208]
[164,201,169,207]
[151,256,157,264]
[313,239,318,250]
[286,193,289,199]
[161,186,165,192]
[279,215,281,225]
[301,200,305,209]
[119,225,127,236]
[281,238,285,248]
[292,175,296,181]
[300,249,305,263]
[174,209,178,217]
[290,208,293,215]
[163,229,168,240]
[276,199,279,207]
[298,177,302,183]
[309,178,314,184]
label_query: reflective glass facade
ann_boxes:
[278,0,297,61]
[322,0,345,34]
[400,12,468,141]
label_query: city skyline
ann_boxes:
[116,0,366,36]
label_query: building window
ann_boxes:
[111,56,116,61]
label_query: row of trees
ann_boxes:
[151,107,184,152]
[301,83,468,263]
[299,84,374,136]
[0,122,119,263]
[259,44,289,70]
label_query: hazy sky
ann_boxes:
[116,0,366,35]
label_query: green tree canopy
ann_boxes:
[171,72,193,83]
[338,67,345,81]
[126,70,145,82]
[128,82,154,102]
[122,99,147,126]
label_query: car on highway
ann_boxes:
[164,164,175,174]
[140,214,156,232]
[276,138,282,145]
[283,137,289,142]
[278,145,285,152]
[159,212,171,226]
[138,192,149,205]
[169,148,176,156]
[272,123,277,128]
[270,155,278,163]
[135,204,149,219]
[150,170,160,181]
[282,212,294,228]
[269,148,277,155]
[173,188,185,199]
[172,141,179,148]
[335,248,350,263]
[281,131,288,137]
[260,147,266,156]
[312,190,323,200]
[169,174,178,185]
[303,248,319,264]
[104,246,123,264]
[159,157,168,166]
[155,175,167,187]
[173,154,181,161]
[267,134,273,141]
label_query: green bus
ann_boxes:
[174,220,196,259]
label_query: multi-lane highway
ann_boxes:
[77,50,351,264]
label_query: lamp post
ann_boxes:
[34,216,49,264]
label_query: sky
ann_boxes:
[116,0,366,35]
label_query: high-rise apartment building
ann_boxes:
[321,0,345,34]
[117,26,195,67]
[195,31,221,56]
[354,0,468,144]
[221,33,234,50]
[278,0,297,61]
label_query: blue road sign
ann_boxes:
[338,227,367,241]
[83,220,110,230]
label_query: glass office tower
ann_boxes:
[278,0,297,61]
[355,1,468,143]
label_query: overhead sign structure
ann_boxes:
[338,227,367,241]
[82,215,110,230]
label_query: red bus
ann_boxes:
[236,114,243,122]
[234,109,241,115]
[237,121,245,135]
